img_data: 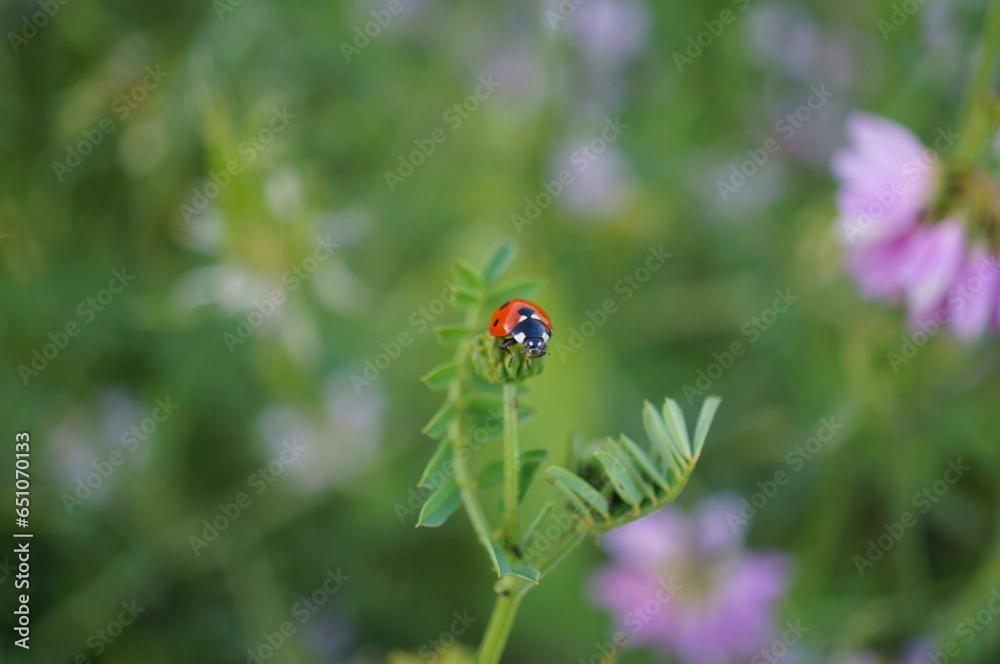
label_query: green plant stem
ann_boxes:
[477,583,527,664]
[588,460,696,534]
[475,528,586,664]
[955,0,1000,166]
[502,381,520,553]
[449,303,498,567]
[535,531,586,580]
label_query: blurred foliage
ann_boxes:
[1,0,1000,662]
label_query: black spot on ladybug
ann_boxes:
[493,319,499,326]
[500,301,510,309]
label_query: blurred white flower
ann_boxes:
[256,373,385,492]
[171,264,279,315]
[264,165,306,221]
[48,387,148,506]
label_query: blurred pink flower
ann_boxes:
[948,247,998,339]
[589,495,792,664]
[552,140,633,219]
[832,112,934,247]
[567,0,650,63]
[899,638,936,664]
[832,111,1000,339]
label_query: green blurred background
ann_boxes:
[2,0,999,662]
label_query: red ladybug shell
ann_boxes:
[489,299,553,336]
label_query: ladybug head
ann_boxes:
[521,338,547,357]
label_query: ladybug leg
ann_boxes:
[499,338,517,365]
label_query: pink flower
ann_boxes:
[832,112,934,247]
[589,495,792,664]
[898,219,965,318]
[948,247,998,340]
[832,111,1000,339]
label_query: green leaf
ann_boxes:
[521,502,554,549]
[434,325,468,346]
[463,414,504,445]
[469,373,503,393]
[477,459,503,489]
[416,477,461,527]
[567,430,586,469]
[692,396,722,458]
[466,405,535,431]
[455,260,480,290]
[618,434,671,494]
[518,449,548,502]
[544,479,591,523]
[643,400,682,476]
[486,276,545,307]
[489,542,512,576]
[662,399,692,459]
[604,440,656,502]
[419,437,453,488]
[476,450,545,496]
[594,451,643,509]
[422,400,455,439]
[420,361,457,392]
[483,242,518,284]
[509,564,541,585]
[454,287,477,308]
[544,467,609,518]
[467,396,505,411]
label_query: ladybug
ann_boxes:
[489,299,553,359]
